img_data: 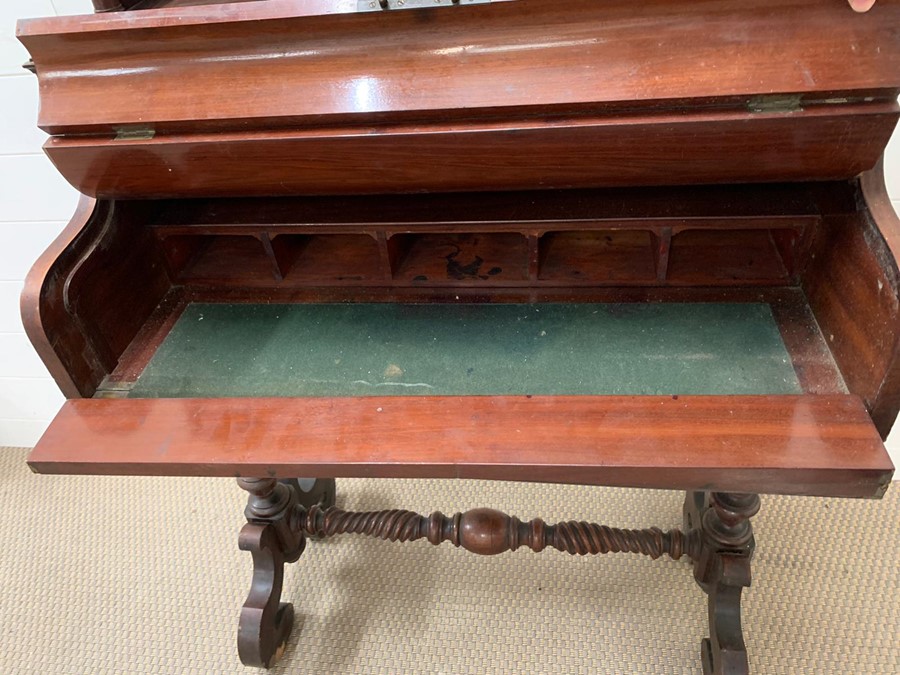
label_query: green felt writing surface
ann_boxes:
[129,303,802,398]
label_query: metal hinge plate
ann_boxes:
[114,127,156,141]
[358,0,489,11]
[747,94,803,114]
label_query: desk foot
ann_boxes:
[686,491,760,675]
[237,523,295,668]
[236,477,310,668]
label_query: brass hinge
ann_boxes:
[358,0,489,11]
[747,94,803,114]
[114,126,155,141]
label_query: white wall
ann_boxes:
[2,2,900,467]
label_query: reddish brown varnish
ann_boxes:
[28,395,893,499]
[16,1,900,671]
[21,179,900,442]
[17,0,900,197]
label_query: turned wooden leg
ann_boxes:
[233,486,707,670]
[691,492,760,675]
[299,504,701,559]
[237,478,307,669]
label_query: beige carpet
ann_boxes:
[0,447,897,675]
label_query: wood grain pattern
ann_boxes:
[19,0,900,195]
[20,196,99,398]
[28,395,893,498]
[803,162,900,438]
[858,159,900,437]
[41,108,899,198]
[18,0,900,133]
[20,197,172,398]
[14,2,900,671]
[146,190,820,289]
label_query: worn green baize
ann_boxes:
[130,303,801,398]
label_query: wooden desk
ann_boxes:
[16,0,900,671]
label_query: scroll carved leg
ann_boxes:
[231,486,714,670]
[690,492,760,675]
[237,477,308,669]
[238,523,294,668]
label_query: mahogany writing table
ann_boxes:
[16,0,900,671]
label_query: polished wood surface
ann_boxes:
[858,159,900,436]
[43,109,898,198]
[16,2,900,670]
[803,161,900,438]
[19,0,900,196]
[19,0,900,132]
[20,196,170,398]
[20,196,98,398]
[28,395,893,497]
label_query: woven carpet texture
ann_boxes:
[1,447,897,674]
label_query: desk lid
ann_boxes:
[16,0,900,195]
